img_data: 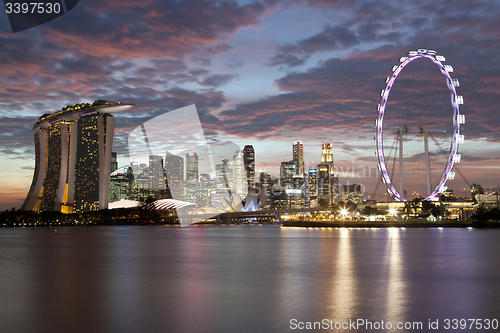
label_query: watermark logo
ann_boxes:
[127,104,250,226]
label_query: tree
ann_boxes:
[364,205,374,216]
[318,198,329,209]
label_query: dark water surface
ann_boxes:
[1,225,499,333]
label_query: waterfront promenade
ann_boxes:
[282,220,500,228]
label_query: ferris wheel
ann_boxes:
[375,49,465,202]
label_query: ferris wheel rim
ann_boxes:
[375,49,464,202]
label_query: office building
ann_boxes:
[280,160,296,189]
[149,155,166,200]
[109,165,133,203]
[165,152,184,200]
[232,150,247,197]
[293,141,304,177]
[317,143,338,205]
[216,159,232,191]
[243,145,255,188]
[186,152,198,181]
[308,169,318,203]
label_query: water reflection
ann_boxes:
[328,228,357,321]
[384,228,408,328]
[0,226,499,333]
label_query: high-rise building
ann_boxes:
[259,172,272,209]
[216,159,232,191]
[308,169,318,202]
[109,165,133,203]
[110,152,118,173]
[165,152,184,200]
[130,161,139,176]
[317,143,338,206]
[184,152,199,203]
[321,143,333,164]
[280,160,296,189]
[293,141,304,177]
[232,150,247,197]
[186,152,198,181]
[149,155,166,199]
[270,183,287,209]
[243,145,255,188]
[22,100,135,213]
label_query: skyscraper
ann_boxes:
[186,152,198,181]
[308,169,318,202]
[109,165,133,203]
[232,149,247,197]
[148,155,166,199]
[110,152,118,173]
[321,143,333,164]
[259,172,272,209]
[293,141,304,177]
[165,152,184,200]
[22,100,135,213]
[243,145,255,188]
[317,143,338,205]
[185,152,199,203]
[280,160,296,189]
[216,159,232,191]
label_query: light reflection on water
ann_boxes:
[0,226,499,333]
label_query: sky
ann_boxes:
[1,0,500,211]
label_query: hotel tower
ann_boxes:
[22,100,135,213]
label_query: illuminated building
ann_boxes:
[259,172,272,209]
[186,152,198,181]
[308,169,318,202]
[243,145,255,188]
[280,161,296,189]
[184,152,199,203]
[341,184,363,204]
[110,152,118,173]
[149,154,166,200]
[293,141,304,176]
[270,183,287,209]
[232,149,247,197]
[109,165,133,202]
[321,143,333,164]
[216,159,232,191]
[317,143,338,205]
[22,100,135,213]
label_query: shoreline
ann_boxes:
[282,220,500,228]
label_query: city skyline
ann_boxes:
[2,0,500,210]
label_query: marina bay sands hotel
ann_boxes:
[22,100,135,213]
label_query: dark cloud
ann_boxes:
[269,24,360,67]
[38,0,277,60]
[200,74,237,87]
[0,116,37,158]
[1,0,500,205]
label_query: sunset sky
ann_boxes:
[1,0,500,210]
